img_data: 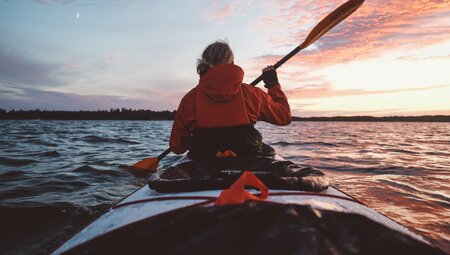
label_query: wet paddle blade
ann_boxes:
[132,157,160,171]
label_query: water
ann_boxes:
[0,120,449,254]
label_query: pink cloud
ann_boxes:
[203,0,254,23]
[285,83,449,99]
[105,49,118,64]
[203,1,237,23]
[62,62,77,70]
[291,107,402,117]
[248,0,450,69]
[296,108,450,117]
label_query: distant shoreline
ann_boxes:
[291,116,450,122]
[0,109,176,121]
[0,109,449,122]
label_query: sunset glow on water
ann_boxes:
[0,121,449,253]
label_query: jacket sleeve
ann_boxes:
[258,84,291,125]
[169,91,195,154]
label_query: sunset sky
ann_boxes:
[1,0,449,117]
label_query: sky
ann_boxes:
[0,0,449,117]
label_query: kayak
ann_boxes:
[52,155,443,255]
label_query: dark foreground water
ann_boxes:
[0,120,449,254]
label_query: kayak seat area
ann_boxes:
[60,201,444,255]
[148,157,329,193]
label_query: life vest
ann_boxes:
[189,64,275,158]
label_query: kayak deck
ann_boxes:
[52,155,434,254]
[52,185,429,255]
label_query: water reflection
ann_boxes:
[258,121,450,252]
[0,120,449,253]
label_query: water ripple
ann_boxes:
[82,135,140,145]
[0,156,38,166]
[0,120,449,253]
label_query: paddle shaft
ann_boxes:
[250,45,302,86]
[158,148,172,160]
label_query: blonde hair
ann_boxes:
[197,40,234,76]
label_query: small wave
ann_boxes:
[427,140,450,145]
[271,141,292,146]
[322,165,428,175]
[40,180,88,191]
[29,139,58,147]
[0,203,110,255]
[42,150,60,157]
[384,148,420,155]
[0,187,36,200]
[424,151,450,157]
[24,150,61,158]
[380,179,450,207]
[272,141,339,147]
[0,170,24,179]
[0,156,38,166]
[0,140,11,145]
[73,165,123,177]
[83,135,139,145]
[1,180,88,198]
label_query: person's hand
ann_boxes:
[262,66,279,88]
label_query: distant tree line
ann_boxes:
[0,108,449,122]
[291,115,450,122]
[0,108,176,120]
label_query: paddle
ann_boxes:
[131,148,171,173]
[131,0,364,174]
[250,0,364,86]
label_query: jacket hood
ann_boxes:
[197,64,244,103]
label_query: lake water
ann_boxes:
[0,120,449,254]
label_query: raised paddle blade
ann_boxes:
[300,0,364,49]
[132,157,160,171]
[250,0,364,86]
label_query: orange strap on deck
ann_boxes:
[216,150,238,158]
[215,171,269,206]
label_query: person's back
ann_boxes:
[170,41,291,158]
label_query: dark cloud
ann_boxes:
[0,50,61,87]
[0,87,178,111]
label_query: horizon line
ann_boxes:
[1,108,449,119]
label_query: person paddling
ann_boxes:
[170,40,291,158]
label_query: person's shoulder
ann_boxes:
[242,83,265,95]
[179,87,197,103]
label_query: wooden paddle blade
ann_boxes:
[300,0,364,49]
[132,157,160,171]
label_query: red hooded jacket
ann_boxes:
[170,64,291,154]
